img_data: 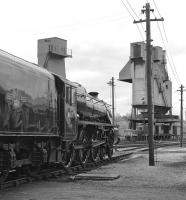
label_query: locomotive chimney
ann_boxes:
[89,92,99,98]
[37,37,72,78]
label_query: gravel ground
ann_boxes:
[1,146,186,200]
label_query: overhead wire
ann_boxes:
[161,22,168,43]
[152,11,181,86]
[124,0,145,32]
[152,0,168,43]
[120,0,145,41]
[152,0,161,17]
[167,52,181,85]
[151,0,181,85]
[125,0,139,19]
[120,0,135,21]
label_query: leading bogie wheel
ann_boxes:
[99,146,107,160]
[107,145,114,160]
[78,148,90,164]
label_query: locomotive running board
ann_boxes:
[78,120,113,127]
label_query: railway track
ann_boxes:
[0,148,136,190]
[116,140,186,149]
[0,140,182,190]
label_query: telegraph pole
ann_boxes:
[177,85,185,147]
[111,77,115,125]
[181,85,183,147]
[108,77,115,125]
[134,3,164,166]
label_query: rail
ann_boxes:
[0,140,183,190]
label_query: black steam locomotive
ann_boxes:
[0,49,116,183]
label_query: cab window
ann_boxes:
[66,86,72,105]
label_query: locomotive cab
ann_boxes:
[54,75,77,140]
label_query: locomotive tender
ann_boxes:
[0,46,115,183]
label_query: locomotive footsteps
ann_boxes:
[0,150,10,184]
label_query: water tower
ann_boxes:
[37,37,72,78]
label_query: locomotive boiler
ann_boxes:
[75,83,112,123]
[0,45,115,183]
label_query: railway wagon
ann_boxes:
[0,50,115,183]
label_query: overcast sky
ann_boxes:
[0,0,185,117]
